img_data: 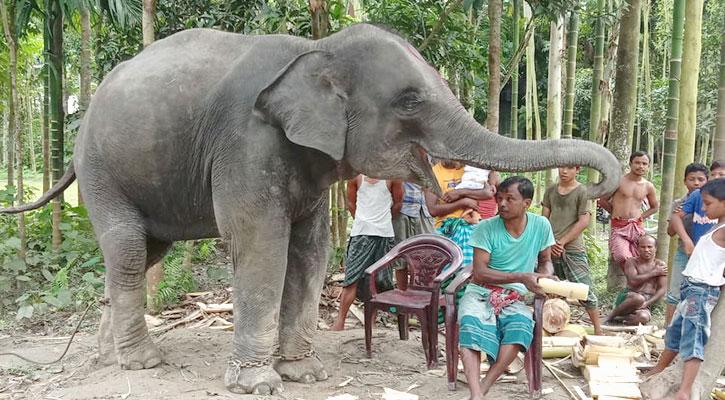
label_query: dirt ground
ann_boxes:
[0,320,588,400]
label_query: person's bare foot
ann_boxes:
[330,320,345,331]
[653,392,689,400]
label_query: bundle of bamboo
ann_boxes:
[571,335,642,399]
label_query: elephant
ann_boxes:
[1,24,621,395]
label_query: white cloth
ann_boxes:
[350,177,394,238]
[683,224,725,287]
[455,166,490,190]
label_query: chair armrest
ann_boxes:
[444,264,473,296]
[364,251,400,297]
[433,260,464,284]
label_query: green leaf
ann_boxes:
[6,258,27,273]
[42,269,54,282]
[3,237,22,249]
[80,256,102,269]
[16,305,34,321]
[206,266,229,281]
[15,275,31,281]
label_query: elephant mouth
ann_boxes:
[412,144,443,197]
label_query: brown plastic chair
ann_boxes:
[444,264,544,398]
[363,234,464,369]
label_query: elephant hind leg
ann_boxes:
[97,221,163,370]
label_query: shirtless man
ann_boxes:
[599,151,659,289]
[602,235,667,325]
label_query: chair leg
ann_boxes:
[418,312,431,368]
[525,296,544,399]
[428,306,439,368]
[398,314,409,340]
[364,303,375,359]
[445,295,459,390]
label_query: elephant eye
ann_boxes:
[394,92,423,114]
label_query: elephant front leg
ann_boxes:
[224,223,291,395]
[275,201,329,383]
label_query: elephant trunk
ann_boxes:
[422,105,621,199]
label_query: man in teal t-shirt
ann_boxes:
[458,176,556,400]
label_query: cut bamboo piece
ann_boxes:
[543,299,571,334]
[583,366,639,383]
[557,324,588,338]
[585,345,635,356]
[538,278,589,300]
[585,335,625,347]
[588,381,641,399]
[586,352,633,367]
[543,336,581,347]
[196,302,233,313]
[543,346,573,359]
[597,396,636,400]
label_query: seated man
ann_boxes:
[602,235,667,325]
[458,176,556,400]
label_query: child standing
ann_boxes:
[646,178,725,400]
[542,166,602,335]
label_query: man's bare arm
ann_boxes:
[641,183,660,219]
[346,176,359,218]
[424,189,478,217]
[390,180,404,216]
[536,247,555,276]
[443,186,493,202]
[644,265,668,307]
[542,205,551,219]
[623,258,665,287]
[558,213,590,245]
[599,193,614,213]
[472,248,553,295]
[670,211,696,255]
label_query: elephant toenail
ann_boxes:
[300,374,316,384]
[317,370,328,381]
[252,384,271,395]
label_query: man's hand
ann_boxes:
[460,197,479,210]
[551,241,565,258]
[443,189,464,203]
[656,264,669,276]
[521,273,559,296]
[673,205,683,214]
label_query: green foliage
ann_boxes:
[153,239,219,306]
[0,188,103,321]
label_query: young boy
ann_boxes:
[332,175,402,331]
[646,178,725,400]
[602,235,667,325]
[599,151,659,290]
[665,163,709,325]
[542,166,602,335]
[670,161,725,257]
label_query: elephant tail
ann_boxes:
[0,161,76,214]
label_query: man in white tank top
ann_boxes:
[331,175,402,331]
[646,178,725,400]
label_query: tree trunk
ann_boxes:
[587,0,607,231]
[26,94,36,173]
[1,101,6,167]
[609,0,641,170]
[3,0,14,191]
[640,1,652,179]
[672,0,704,201]
[510,0,520,139]
[486,0,502,133]
[545,17,564,187]
[42,28,50,194]
[1,0,25,259]
[48,0,64,253]
[524,2,534,177]
[562,10,579,140]
[309,0,330,40]
[183,240,194,270]
[712,33,725,161]
[142,0,163,309]
[79,7,91,205]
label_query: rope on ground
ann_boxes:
[0,300,96,365]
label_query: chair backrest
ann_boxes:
[396,234,463,292]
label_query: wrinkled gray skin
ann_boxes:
[55,25,621,394]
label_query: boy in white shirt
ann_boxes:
[645,178,725,400]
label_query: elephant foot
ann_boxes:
[224,358,284,395]
[117,339,162,370]
[98,341,117,366]
[274,350,328,384]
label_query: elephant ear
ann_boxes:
[254,50,348,161]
